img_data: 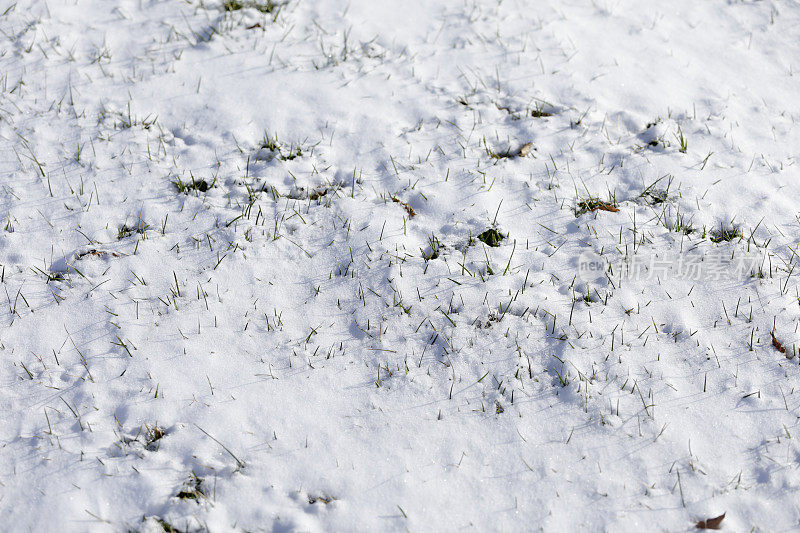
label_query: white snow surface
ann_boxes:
[1,0,800,531]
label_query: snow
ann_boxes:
[1,0,800,530]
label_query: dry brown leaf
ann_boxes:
[771,331,786,353]
[596,202,619,213]
[696,513,725,530]
[77,249,120,259]
[518,142,534,157]
[392,197,416,218]
[309,187,328,200]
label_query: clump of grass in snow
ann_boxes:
[260,132,303,161]
[482,137,533,160]
[422,234,442,260]
[671,214,695,235]
[675,126,688,154]
[223,0,281,13]
[145,424,166,450]
[576,292,596,305]
[176,473,205,500]
[118,218,149,240]
[529,102,553,118]
[308,494,336,505]
[639,175,672,205]
[641,189,667,204]
[115,103,157,130]
[710,225,741,243]
[477,228,504,247]
[172,174,217,194]
[260,133,280,152]
[150,517,180,533]
[174,174,215,194]
[33,265,64,282]
[495,100,554,120]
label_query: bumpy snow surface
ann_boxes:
[2,0,800,531]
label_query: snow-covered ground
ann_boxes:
[2,0,800,530]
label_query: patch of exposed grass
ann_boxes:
[710,225,741,243]
[118,218,149,240]
[642,189,667,204]
[308,494,336,505]
[154,517,180,533]
[675,126,688,154]
[174,174,215,194]
[33,265,64,282]
[260,132,303,161]
[176,473,205,501]
[422,234,441,260]
[675,218,695,235]
[115,105,158,130]
[575,293,595,305]
[223,0,281,13]
[482,136,534,160]
[529,102,553,118]
[477,228,504,247]
[145,424,166,451]
[659,207,695,235]
[639,175,672,205]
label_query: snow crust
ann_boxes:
[1,0,800,530]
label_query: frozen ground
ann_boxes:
[1,0,800,531]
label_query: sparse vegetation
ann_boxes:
[3,0,798,530]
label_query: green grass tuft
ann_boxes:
[224,0,281,13]
[710,225,741,243]
[477,228,504,247]
[174,174,215,194]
